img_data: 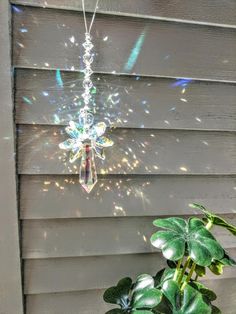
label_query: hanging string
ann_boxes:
[82,0,100,34]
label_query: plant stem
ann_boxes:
[178,257,191,285]
[181,262,196,291]
[173,258,183,281]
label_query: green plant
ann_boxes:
[103,204,236,313]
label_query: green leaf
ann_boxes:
[151,217,224,266]
[189,203,206,211]
[208,251,236,275]
[161,280,180,309]
[162,280,212,314]
[191,203,236,236]
[181,283,212,314]
[153,217,186,233]
[132,311,153,314]
[195,265,206,277]
[219,251,236,266]
[211,305,222,314]
[189,282,217,302]
[132,274,154,294]
[154,294,173,314]
[167,260,177,269]
[154,268,175,288]
[209,261,224,275]
[104,275,162,313]
[103,277,132,306]
[133,288,162,309]
[153,268,166,287]
[151,231,185,261]
[105,309,126,314]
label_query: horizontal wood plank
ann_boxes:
[25,278,236,314]
[26,289,111,314]
[18,125,236,175]
[24,253,166,294]
[24,249,236,294]
[11,0,236,28]
[20,174,236,219]
[13,6,236,81]
[22,215,236,258]
[15,69,236,130]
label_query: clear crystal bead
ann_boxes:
[83,78,93,89]
[83,81,93,90]
[83,41,94,51]
[83,54,93,65]
[81,32,95,110]
[84,68,93,77]
[82,91,92,102]
[79,110,94,128]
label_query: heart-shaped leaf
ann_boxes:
[132,274,154,294]
[132,288,162,309]
[190,203,236,236]
[104,275,162,313]
[151,217,224,266]
[155,268,176,288]
[103,277,132,306]
[189,281,217,302]
[162,280,212,314]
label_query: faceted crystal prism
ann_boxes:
[79,143,97,193]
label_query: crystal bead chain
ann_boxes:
[82,32,94,112]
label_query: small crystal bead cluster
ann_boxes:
[82,33,94,110]
[59,32,114,193]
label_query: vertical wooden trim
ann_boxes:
[0,1,24,313]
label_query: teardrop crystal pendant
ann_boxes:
[79,143,98,193]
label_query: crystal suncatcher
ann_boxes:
[59,30,114,193]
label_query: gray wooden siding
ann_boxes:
[11,0,236,27]
[22,218,236,258]
[20,175,236,219]
[12,2,236,314]
[18,125,236,175]
[15,69,236,130]
[25,279,236,314]
[12,6,236,81]
[24,248,236,294]
[0,1,24,313]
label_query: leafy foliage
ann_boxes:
[104,277,132,309]
[190,203,236,236]
[150,217,224,266]
[161,280,212,314]
[104,274,162,313]
[104,204,236,314]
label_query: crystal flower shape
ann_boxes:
[59,120,114,163]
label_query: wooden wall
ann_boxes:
[0,2,24,313]
[11,1,236,313]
